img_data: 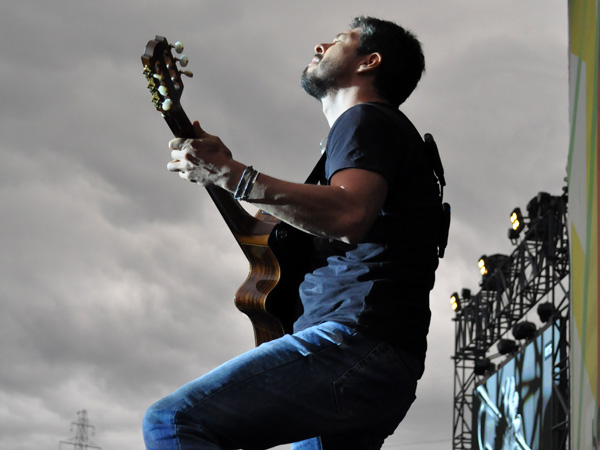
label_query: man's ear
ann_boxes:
[357,52,382,73]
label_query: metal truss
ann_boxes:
[452,193,570,450]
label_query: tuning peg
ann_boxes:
[180,70,193,78]
[158,85,168,96]
[176,55,189,67]
[162,98,173,111]
[172,41,184,54]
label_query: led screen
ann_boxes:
[473,320,563,450]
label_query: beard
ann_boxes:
[300,58,340,100]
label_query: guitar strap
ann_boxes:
[304,151,327,185]
[424,133,451,258]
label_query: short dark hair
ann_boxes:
[350,16,425,107]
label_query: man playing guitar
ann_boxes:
[143,16,445,450]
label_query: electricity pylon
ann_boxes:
[59,410,102,450]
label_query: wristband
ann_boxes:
[234,166,259,201]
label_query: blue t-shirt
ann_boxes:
[293,103,441,363]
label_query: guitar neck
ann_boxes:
[166,106,270,237]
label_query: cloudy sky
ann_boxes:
[0,1,569,449]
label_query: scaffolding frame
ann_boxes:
[452,193,570,450]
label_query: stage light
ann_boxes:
[478,256,488,276]
[497,339,518,355]
[526,192,554,242]
[478,254,510,289]
[450,289,472,312]
[508,228,520,241]
[474,358,495,376]
[537,302,555,323]
[450,292,461,312]
[527,192,552,220]
[512,321,537,341]
[508,207,525,242]
[510,208,524,233]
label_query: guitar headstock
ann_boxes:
[141,36,194,136]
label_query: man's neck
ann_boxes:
[321,87,388,127]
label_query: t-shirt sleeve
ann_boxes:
[324,105,401,183]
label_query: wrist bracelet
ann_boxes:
[234,166,259,201]
[242,168,260,200]
[234,166,253,199]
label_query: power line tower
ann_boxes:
[59,410,102,450]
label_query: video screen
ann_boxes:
[473,320,562,450]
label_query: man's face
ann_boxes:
[301,28,362,100]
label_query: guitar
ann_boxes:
[141,36,312,345]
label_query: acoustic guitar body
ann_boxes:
[233,217,314,345]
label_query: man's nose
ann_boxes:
[314,42,333,54]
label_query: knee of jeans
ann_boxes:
[142,403,174,446]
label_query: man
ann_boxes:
[143,16,443,450]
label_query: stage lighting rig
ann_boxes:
[452,189,569,450]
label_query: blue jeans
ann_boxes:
[143,321,420,450]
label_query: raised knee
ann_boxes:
[143,402,218,449]
[142,403,175,448]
